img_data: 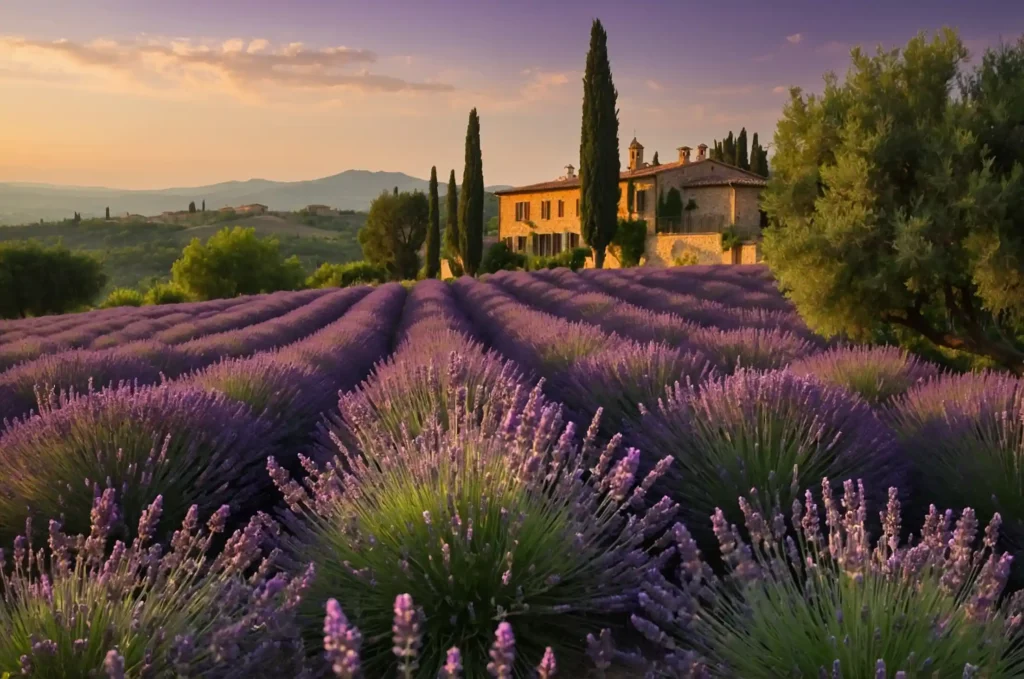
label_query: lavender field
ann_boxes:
[1,264,1022,678]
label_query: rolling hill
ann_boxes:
[0,171,515,225]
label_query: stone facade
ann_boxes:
[496,153,766,265]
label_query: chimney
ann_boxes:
[564,164,575,179]
[696,143,708,161]
[677,146,692,164]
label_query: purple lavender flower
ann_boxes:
[687,326,816,372]
[790,345,941,404]
[323,598,362,678]
[392,593,422,677]
[486,622,515,679]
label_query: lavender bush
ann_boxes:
[0,383,276,546]
[0,349,162,421]
[688,326,816,372]
[790,345,941,404]
[0,490,311,677]
[887,372,1024,556]
[562,341,715,435]
[635,479,1024,678]
[270,384,677,676]
[636,369,900,553]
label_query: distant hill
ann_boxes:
[0,171,515,225]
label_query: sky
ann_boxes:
[1,0,1022,190]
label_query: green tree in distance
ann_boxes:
[358,190,429,281]
[425,166,441,278]
[763,29,1024,374]
[651,151,660,166]
[579,18,621,268]
[736,127,749,170]
[0,242,106,319]
[171,226,304,300]
[443,170,460,271]
[459,108,485,276]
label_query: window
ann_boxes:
[553,233,563,254]
[516,236,527,252]
[503,237,513,249]
[557,200,564,218]
[636,189,648,214]
[569,233,580,249]
[537,233,553,256]
[575,198,580,216]
[540,201,552,220]
[515,201,531,221]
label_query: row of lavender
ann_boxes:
[1,265,1023,677]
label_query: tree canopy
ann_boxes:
[762,29,1024,373]
[579,18,620,268]
[358,190,429,281]
[171,226,305,300]
[0,242,107,318]
[459,109,485,276]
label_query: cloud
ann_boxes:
[772,85,788,94]
[786,33,803,45]
[645,78,663,91]
[0,35,454,100]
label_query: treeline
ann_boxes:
[710,128,770,177]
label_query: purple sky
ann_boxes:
[1,0,1021,188]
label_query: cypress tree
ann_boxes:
[444,170,459,266]
[202,200,206,212]
[393,186,398,196]
[651,151,660,166]
[458,108,484,276]
[426,166,441,278]
[723,132,735,167]
[105,207,110,220]
[579,18,620,269]
[736,127,749,170]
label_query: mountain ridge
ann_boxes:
[0,170,516,225]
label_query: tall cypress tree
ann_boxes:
[425,166,441,278]
[458,108,484,276]
[444,170,459,267]
[651,151,660,166]
[736,127,749,170]
[723,132,735,167]
[579,18,620,269]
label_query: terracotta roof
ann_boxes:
[494,159,767,196]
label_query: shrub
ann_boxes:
[0,338,63,373]
[672,251,700,267]
[790,344,941,404]
[0,491,311,677]
[526,247,589,272]
[720,227,742,252]
[107,340,193,378]
[0,349,162,421]
[610,218,647,267]
[306,260,387,288]
[689,326,816,372]
[636,369,900,554]
[887,372,1024,556]
[191,354,334,446]
[480,241,527,273]
[171,226,306,300]
[635,480,1024,678]
[333,345,527,450]
[100,287,145,308]
[143,281,191,305]
[0,241,107,319]
[270,385,677,676]
[0,383,276,547]
[562,341,714,434]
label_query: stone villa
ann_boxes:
[495,139,767,266]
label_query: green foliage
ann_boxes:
[188,201,196,213]
[425,166,441,278]
[611,218,647,267]
[443,170,460,266]
[658,188,683,219]
[750,131,770,177]
[101,287,145,308]
[480,241,527,273]
[0,241,107,319]
[723,132,736,166]
[358,190,429,281]
[526,247,590,272]
[579,19,621,268]
[143,281,191,305]
[721,227,743,252]
[459,109,485,276]
[651,151,660,166]
[171,226,305,300]
[736,127,749,169]
[306,260,387,288]
[673,251,701,267]
[762,29,1024,374]
[685,198,698,211]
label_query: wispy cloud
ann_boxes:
[772,85,789,94]
[786,33,803,45]
[0,35,455,101]
[645,78,663,91]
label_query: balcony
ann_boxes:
[655,214,728,234]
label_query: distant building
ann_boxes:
[495,138,767,266]
[236,204,268,215]
[305,204,339,217]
